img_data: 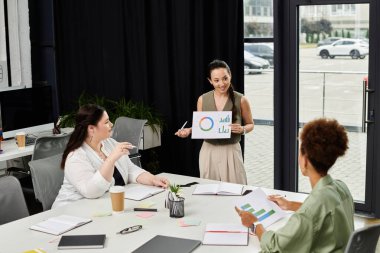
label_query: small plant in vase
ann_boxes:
[169,184,182,199]
[167,184,185,218]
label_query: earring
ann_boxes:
[90,135,93,143]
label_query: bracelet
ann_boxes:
[242,126,246,135]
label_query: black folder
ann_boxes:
[58,234,106,249]
[132,235,201,253]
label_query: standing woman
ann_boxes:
[52,104,169,208]
[176,60,254,184]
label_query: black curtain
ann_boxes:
[54,0,244,177]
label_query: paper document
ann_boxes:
[235,188,288,228]
[30,215,92,235]
[124,184,165,201]
[193,182,243,196]
[191,111,232,139]
[203,223,248,246]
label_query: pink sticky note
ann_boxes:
[136,212,155,218]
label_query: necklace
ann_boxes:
[86,140,107,161]
[96,150,107,161]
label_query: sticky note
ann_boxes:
[136,212,156,218]
[178,218,201,227]
[92,211,112,217]
[137,201,155,208]
[23,249,47,253]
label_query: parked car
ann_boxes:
[316,39,369,59]
[244,43,274,66]
[317,37,342,47]
[244,51,270,74]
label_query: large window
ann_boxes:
[298,4,369,202]
[243,0,274,188]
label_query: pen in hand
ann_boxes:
[180,121,188,130]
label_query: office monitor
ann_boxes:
[0,86,54,139]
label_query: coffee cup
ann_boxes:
[109,186,125,214]
[16,132,26,150]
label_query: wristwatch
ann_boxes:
[250,223,256,234]
[242,126,246,135]
[250,222,260,234]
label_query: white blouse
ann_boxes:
[52,138,145,208]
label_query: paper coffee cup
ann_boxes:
[16,132,26,150]
[109,186,125,214]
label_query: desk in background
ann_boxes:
[0,128,73,171]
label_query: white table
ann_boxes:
[0,173,310,252]
[0,138,34,162]
[0,128,73,163]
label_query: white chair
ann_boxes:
[28,153,64,211]
[0,176,29,225]
[112,116,147,167]
[345,223,380,253]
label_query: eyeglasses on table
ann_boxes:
[117,225,143,234]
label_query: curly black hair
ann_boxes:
[300,118,348,175]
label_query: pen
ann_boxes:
[133,208,157,212]
[180,121,188,130]
[127,145,137,149]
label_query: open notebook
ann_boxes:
[192,182,244,196]
[30,215,92,235]
[124,184,165,201]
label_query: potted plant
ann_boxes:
[59,93,164,173]
[60,93,164,147]
[167,184,185,218]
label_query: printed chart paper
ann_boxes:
[235,188,288,228]
[191,111,232,139]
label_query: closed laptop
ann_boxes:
[132,235,201,253]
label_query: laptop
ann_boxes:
[132,235,201,253]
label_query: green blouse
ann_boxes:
[260,175,354,253]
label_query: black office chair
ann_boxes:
[344,223,380,253]
[112,116,147,167]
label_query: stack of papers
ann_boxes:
[30,215,92,235]
[124,184,165,201]
[203,223,248,246]
[193,182,244,196]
